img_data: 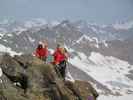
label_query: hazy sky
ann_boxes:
[0,0,133,24]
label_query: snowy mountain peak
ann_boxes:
[76,35,93,43]
[75,35,100,48]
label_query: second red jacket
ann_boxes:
[53,49,66,65]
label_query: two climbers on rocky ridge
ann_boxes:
[34,40,69,80]
[0,40,99,100]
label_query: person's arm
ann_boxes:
[45,48,49,57]
[34,49,40,57]
[64,52,69,61]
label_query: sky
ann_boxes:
[0,0,133,24]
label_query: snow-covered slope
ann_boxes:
[0,44,22,56]
[98,94,133,100]
[68,49,133,99]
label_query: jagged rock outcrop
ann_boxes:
[0,54,99,100]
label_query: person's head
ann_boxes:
[60,47,65,54]
[43,40,48,48]
[37,44,43,49]
[56,43,61,49]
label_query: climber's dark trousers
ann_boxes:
[58,60,67,79]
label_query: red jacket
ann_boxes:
[35,47,48,58]
[53,49,66,65]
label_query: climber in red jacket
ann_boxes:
[53,44,68,80]
[35,41,48,62]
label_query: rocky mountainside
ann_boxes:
[0,54,98,100]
